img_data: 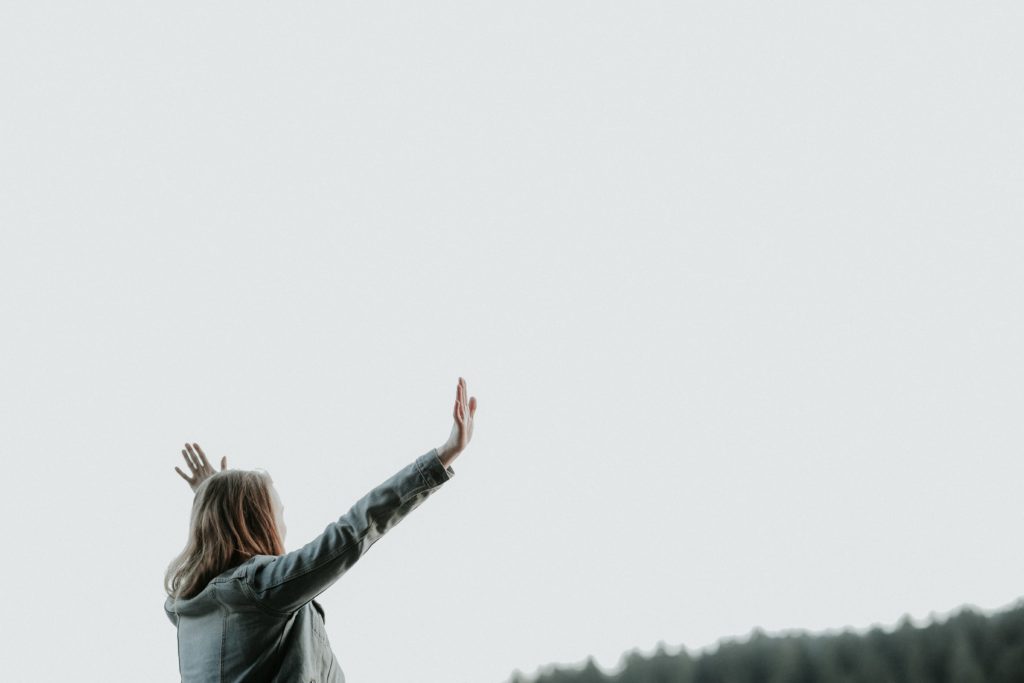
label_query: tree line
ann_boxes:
[505,600,1024,683]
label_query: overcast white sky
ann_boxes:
[1,2,1022,682]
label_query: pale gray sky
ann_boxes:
[1,2,1022,682]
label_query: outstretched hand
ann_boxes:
[175,442,227,493]
[439,377,477,463]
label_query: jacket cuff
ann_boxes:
[417,447,455,487]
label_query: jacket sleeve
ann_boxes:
[247,447,455,614]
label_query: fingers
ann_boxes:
[186,445,196,470]
[174,466,193,484]
[185,443,203,471]
[193,443,212,471]
[454,377,474,422]
[182,447,199,472]
[220,456,228,470]
[452,377,475,423]
[184,442,215,474]
[460,378,473,416]
[456,379,463,423]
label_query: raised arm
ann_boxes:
[247,377,478,615]
[247,447,453,614]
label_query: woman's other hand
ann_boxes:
[438,377,477,466]
[175,442,227,493]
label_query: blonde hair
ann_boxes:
[165,469,285,600]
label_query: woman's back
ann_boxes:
[165,448,456,683]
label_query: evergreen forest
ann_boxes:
[505,600,1024,683]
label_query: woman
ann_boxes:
[164,377,478,682]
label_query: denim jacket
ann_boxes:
[164,448,455,682]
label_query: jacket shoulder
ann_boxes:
[163,595,179,626]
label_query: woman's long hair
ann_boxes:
[165,469,285,600]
